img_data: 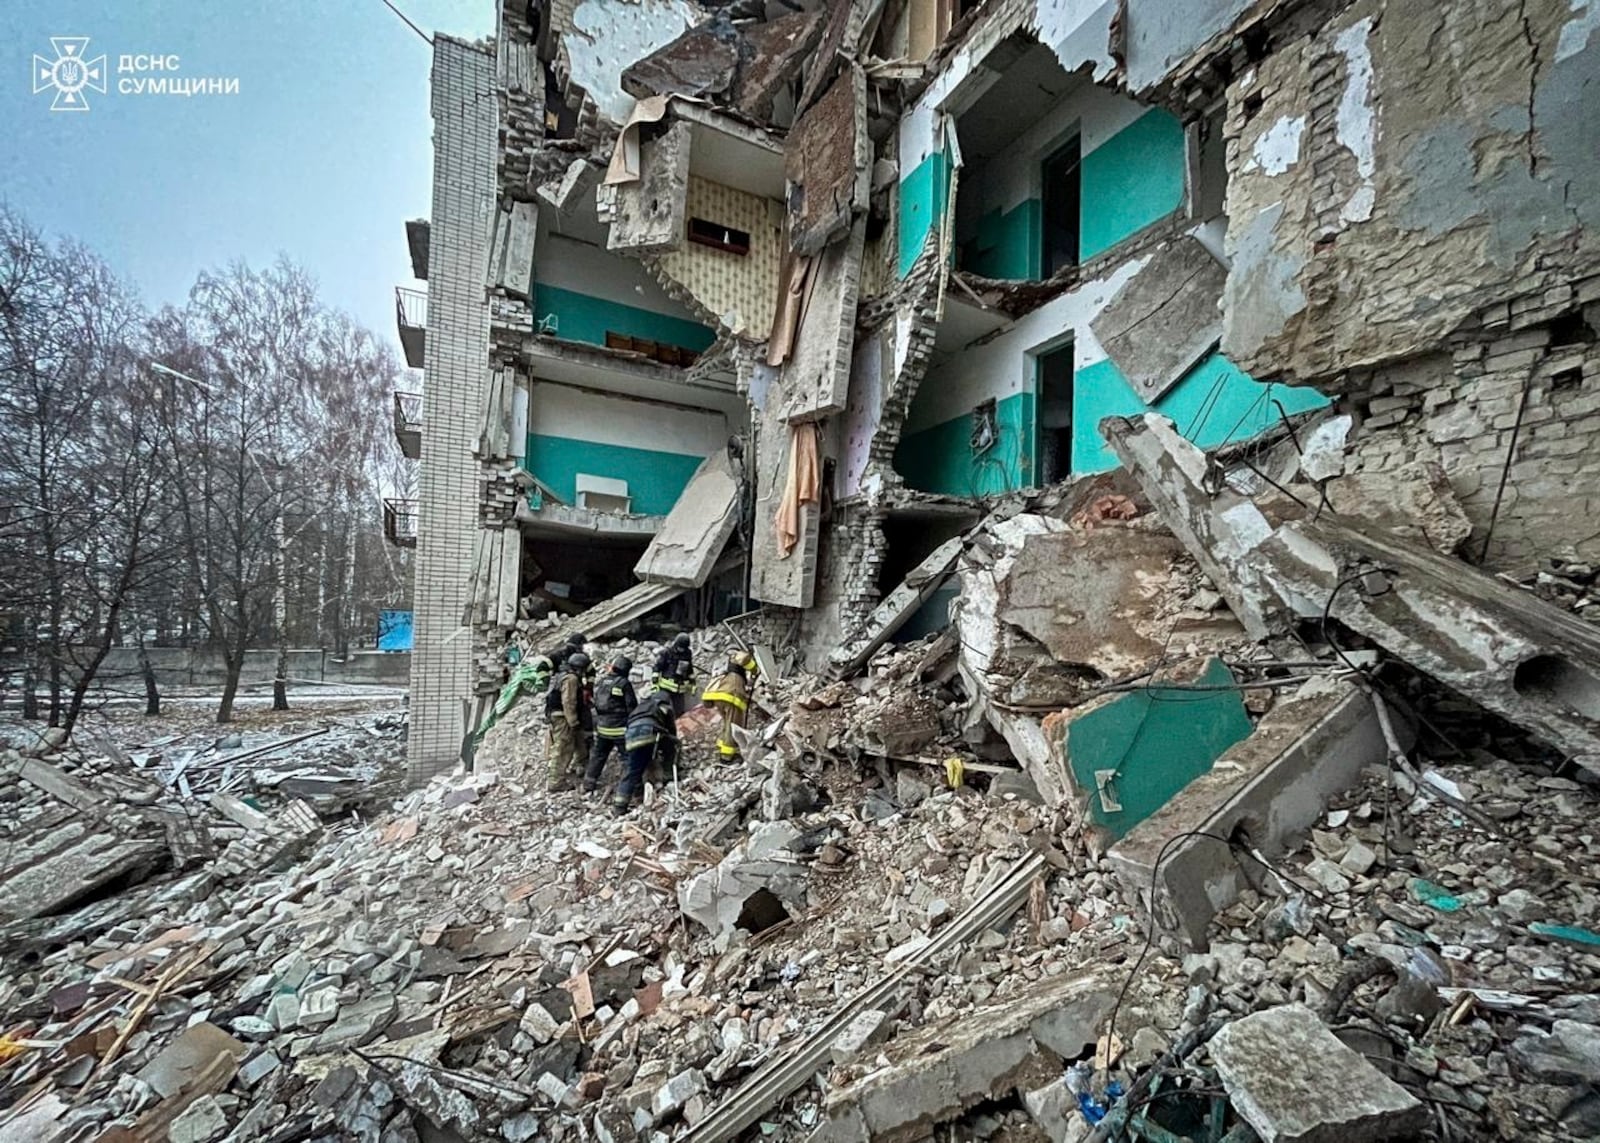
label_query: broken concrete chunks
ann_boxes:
[1209,1004,1428,1143]
[1099,413,1284,640]
[1510,1019,1600,1085]
[811,971,1115,1143]
[608,120,690,254]
[1090,236,1228,404]
[296,983,341,1028]
[310,994,398,1051]
[1318,460,1472,554]
[134,1022,248,1100]
[831,1010,891,1065]
[167,1094,229,1143]
[679,823,808,942]
[520,1000,563,1044]
[1106,675,1390,948]
[652,1067,707,1122]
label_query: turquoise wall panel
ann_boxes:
[898,152,950,278]
[1065,657,1253,839]
[895,391,1035,496]
[1080,109,1186,260]
[963,200,1042,280]
[524,434,706,516]
[1071,352,1330,474]
[532,284,715,352]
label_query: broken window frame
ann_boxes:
[687,217,752,256]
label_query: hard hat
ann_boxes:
[567,652,591,670]
[674,632,692,649]
[612,655,633,674]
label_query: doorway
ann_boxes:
[1036,342,1074,484]
[1041,134,1081,276]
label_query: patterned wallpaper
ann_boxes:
[657,176,784,339]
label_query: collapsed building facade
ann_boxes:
[392,0,1600,788]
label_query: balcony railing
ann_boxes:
[395,286,427,369]
[393,391,422,460]
[383,498,419,548]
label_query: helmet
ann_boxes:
[674,633,692,649]
[569,630,589,645]
[567,652,591,671]
[612,655,633,674]
[730,650,754,671]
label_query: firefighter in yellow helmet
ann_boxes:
[702,650,757,761]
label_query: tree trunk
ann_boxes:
[272,643,289,711]
[218,627,249,724]
[272,473,289,712]
[21,666,39,721]
[139,637,161,716]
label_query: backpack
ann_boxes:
[593,674,627,718]
[543,671,567,716]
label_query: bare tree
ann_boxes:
[0,206,151,731]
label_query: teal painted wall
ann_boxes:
[1064,657,1253,840]
[895,391,1035,496]
[532,284,715,352]
[1071,351,1331,474]
[898,151,950,278]
[1080,109,1186,261]
[524,434,706,516]
[962,200,1042,280]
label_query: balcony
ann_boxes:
[396,287,427,369]
[393,391,422,460]
[383,498,419,548]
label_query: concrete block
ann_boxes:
[831,1010,890,1064]
[634,450,740,588]
[1107,676,1393,949]
[1210,1004,1427,1142]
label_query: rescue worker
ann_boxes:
[702,650,756,762]
[613,689,678,814]
[545,652,592,792]
[652,633,695,718]
[582,655,636,794]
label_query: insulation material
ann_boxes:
[1090,237,1227,403]
[605,95,673,185]
[776,424,821,558]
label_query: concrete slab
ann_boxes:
[1106,675,1396,948]
[608,121,691,254]
[781,219,866,423]
[827,536,963,678]
[808,969,1116,1143]
[135,1022,248,1100]
[1210,1004,1428,1143]
[634,450,741,588]
[1091,238,1226,403]
[0,834,167,922]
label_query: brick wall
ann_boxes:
[1344,277,1600,569]
[407,37,498,784]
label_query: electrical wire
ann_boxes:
[377,0,434,44]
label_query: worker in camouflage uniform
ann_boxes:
[545,652,592,792]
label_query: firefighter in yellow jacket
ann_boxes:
[703,651,756,761]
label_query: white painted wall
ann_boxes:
[906,254,1149,431]
[568,0,699,125]
[528,381,730,453]
[536,233,701,320]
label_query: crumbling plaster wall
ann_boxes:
[565,0,702,125]
[1220,0,1600,382]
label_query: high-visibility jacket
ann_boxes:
[654,646,693,692]
[592,670,636,738]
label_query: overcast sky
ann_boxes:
[1,0,495,362]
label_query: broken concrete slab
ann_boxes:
[678,823,808,945]
[1316,460,1472,555]
[0,833,168,922]
[620,22,741,103]
[781,219,867,423]
[785,66,870,257]
[1090,237,1227,403]
[608,120,691,255]
[1106,675,1396,948]
[1100,414,1284,640]
[1046,657,1254,842]
[135,1022,248,1100]
[1209,1004,1428,1143]
[735,9,825,122]
[998,524,1192,681]
[809,969,1116,1143]
[827,535,963,678]
[634,449,741,588]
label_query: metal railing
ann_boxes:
[392,391,423,460]
[382,498,419,548]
